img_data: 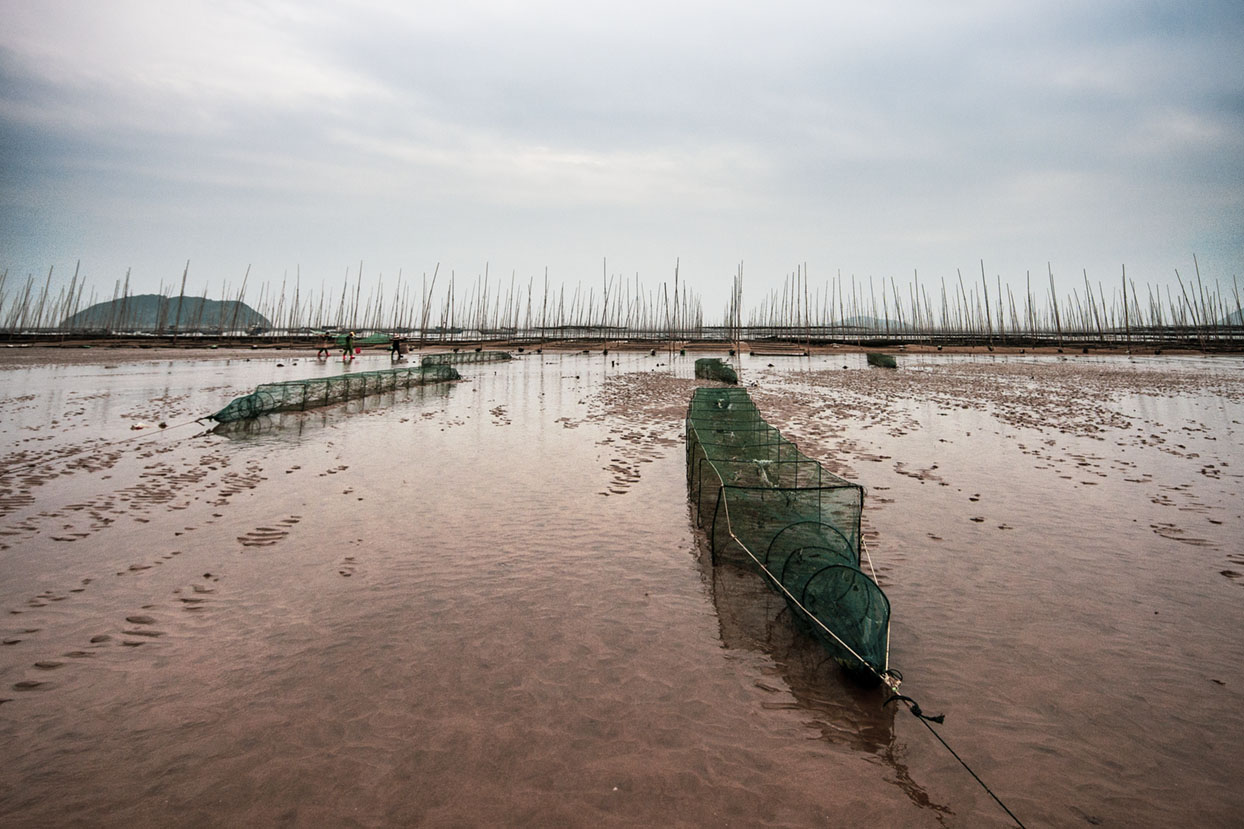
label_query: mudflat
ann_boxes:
[1,347,1241,826]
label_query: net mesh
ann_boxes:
[694,357,738,384]
[209,363,460,422]
[686,387,890,679]
[422,350,513,365]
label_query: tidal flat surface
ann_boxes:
[0,347,1241,827]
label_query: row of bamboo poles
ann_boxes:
[750,258,1244,348]
[1,258,1240,348]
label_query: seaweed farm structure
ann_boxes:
[1,258,1241,351]
[685,387,893,685]
[208,363,460,423]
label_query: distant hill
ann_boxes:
[1224,309,1244,325]
[62,295,270,333]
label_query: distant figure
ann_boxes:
[343,331,355,360]
[317,333,332,359]
[390,335,404,361]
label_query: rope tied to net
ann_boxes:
[883,693,944,723]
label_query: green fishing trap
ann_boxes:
[209,363,460,422]
[685,387,890,679]
[421,351,513,365]
[694,357,739,384]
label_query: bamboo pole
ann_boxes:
[1048,264,1063,348]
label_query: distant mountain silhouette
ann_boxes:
[1224,309,1244,325]
[61,295,270,332]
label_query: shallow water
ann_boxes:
[1,348,1242,827]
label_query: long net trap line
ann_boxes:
[686,386,892,684]
[694,357,738,384]
[421,350,513,365]
[208,363,461,423]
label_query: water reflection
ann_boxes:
[702,555,952,819]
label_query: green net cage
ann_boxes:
[694,357,738,384]
[686,387,891,681]
[421,350,514,365]
[209,363,461,422]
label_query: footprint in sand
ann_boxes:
[210,463,268,505]
[1150,523,1214,547]
[120,612,165,642]
[237,514,302,548]
[174,576,217,611]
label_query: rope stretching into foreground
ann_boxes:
[886,695,1028,828]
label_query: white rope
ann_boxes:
[860,533,878,581]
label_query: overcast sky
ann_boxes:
[1,0,1242,315]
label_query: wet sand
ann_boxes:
[1,347,1241,826]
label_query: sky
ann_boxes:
[1,0,1242,318]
